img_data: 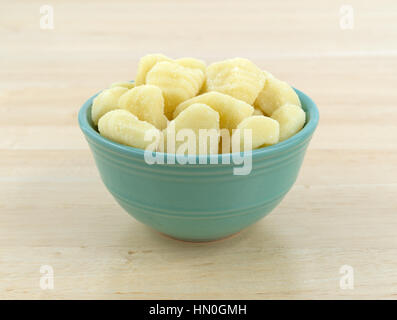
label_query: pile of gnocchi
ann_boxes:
[92,54,305,154]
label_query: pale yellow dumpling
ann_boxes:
[271,104,305,141]
[232,116,279,151]
[135,54,173,86]
[173,92,254,133]
[110,81,136,89]
[118,85,168,130]
[162,103,220,155]
[254,77,301,116]
[91,87,129,125]
[176,58,207,92]
[98,109,161,150]
[146,61,205,119]
[205,58,265,105]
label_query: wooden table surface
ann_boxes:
[1,0,397,299]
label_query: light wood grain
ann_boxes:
[1,0,397,299]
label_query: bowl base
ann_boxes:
[157,230,243,243]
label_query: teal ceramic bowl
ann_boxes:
[78,88,319,242]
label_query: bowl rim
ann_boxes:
[78,87,319,161]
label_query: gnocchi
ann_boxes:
[232,116,279,151]
[135,53,173,86]
[271,103,305,141]
[146,61,205,119]
[98,109,161,150]
[91,86,128,125]
[254,77,301,116]
[118,85,168,130]
[205,58,265,105]
[162,103,220,155]
[173,92,254,132]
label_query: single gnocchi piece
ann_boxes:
[232,116,279,151]
[162,103,220,155]
[176,58,207,92]
[91,86,129,125]
[205,58,265,105]
[271,104,306,141]
[173,92,254,133]
[146,61,205,119]
[135,53,173,86]
[110,81,135,89]
[254,77,301,116]
[118,85,168,130]
[98,109,161,150]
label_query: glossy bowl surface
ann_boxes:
[78,88,319,241]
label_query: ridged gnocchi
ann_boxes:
[162,103,220,155]
[254,77,301,116]
[98,109,161,150]
[118,85,168,130]
[91,86,129,125]
[173,92,254,132]
[146,61,205,118]
[135,54,173,86]
[232,116,279,151]
[205,58,265,105]
[271,104,305,141]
